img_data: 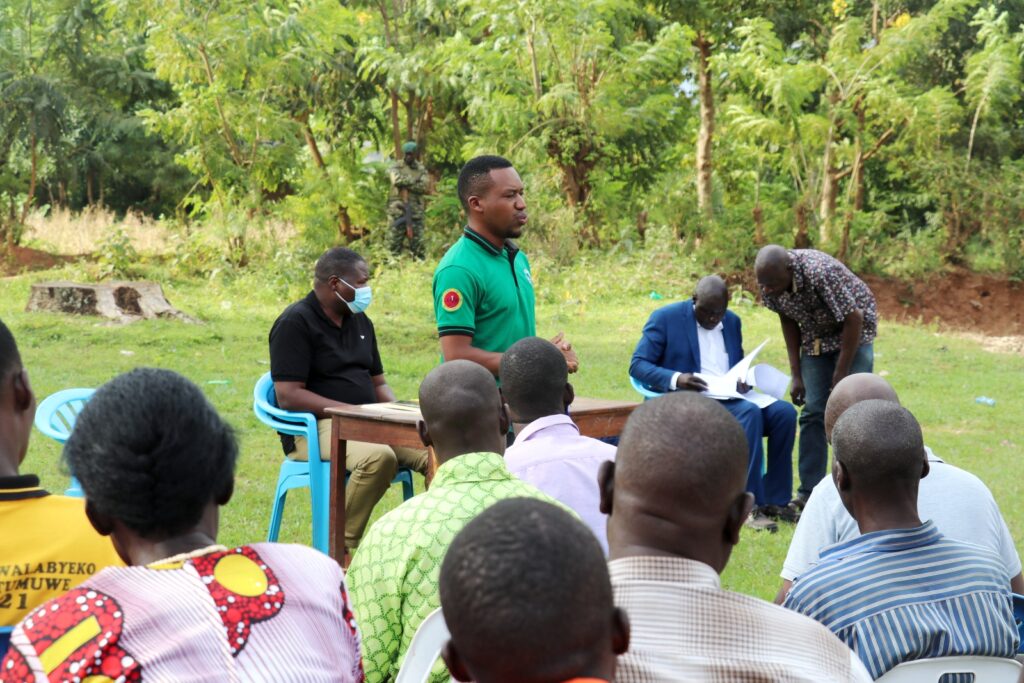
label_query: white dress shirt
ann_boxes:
[672,320,730,389]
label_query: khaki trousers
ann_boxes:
[291,419,429,549]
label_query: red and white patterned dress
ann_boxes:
[1,543,364,682]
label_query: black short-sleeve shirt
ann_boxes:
[269,291,383,406]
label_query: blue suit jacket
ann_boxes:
[630,300,745,393]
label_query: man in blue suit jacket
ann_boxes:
[630,276,799,530]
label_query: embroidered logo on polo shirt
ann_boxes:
[523,269,533,284]
[442,288,463,312]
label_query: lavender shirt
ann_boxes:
[505,414,617,554]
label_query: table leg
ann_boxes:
[329,417,347,564]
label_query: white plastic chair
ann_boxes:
[395,608,451,683]
[876,656,1022,682]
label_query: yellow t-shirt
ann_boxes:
[0,475,123,626]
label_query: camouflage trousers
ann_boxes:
[387,202,425,258]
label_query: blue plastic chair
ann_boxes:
[33,388,94,497]
[629,374,663,400]
[1013,593,1024,653]
[0,625,12,658]
[252,372,415,554]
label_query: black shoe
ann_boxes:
[790,492,809,511]
[760,503,801,524]
[744,510,779,533]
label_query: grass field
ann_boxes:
[2,248,1021,602]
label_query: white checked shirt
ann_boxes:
[610,556,872,683]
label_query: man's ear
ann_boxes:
[85,499,114,537]
[726,492,754,546]
[466,195,483,215]
[598,460,616,515]
[441,640,473,682]
[12,368,34,413]
[563,382,575,410]
[835,460,852,493]
[216,479,235,506]
[611,606,630,656]
[499,402,510,436]
[417,419,432,449]
[920,451,930,480]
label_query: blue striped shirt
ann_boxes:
[783,521,1019,680]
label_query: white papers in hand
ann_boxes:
[750,364,791,400]
[693,339,790,407]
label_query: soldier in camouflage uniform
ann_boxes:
[387,141,429,258]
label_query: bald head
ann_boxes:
[755,244,789,272]
[695,275,727,301]
[617,393,747,508]
[419,360,507,462]
[833,400,925,490]
[693,275,730,330]
[755,245,792,296]
[605,393,750,568]
[825,373,900,442]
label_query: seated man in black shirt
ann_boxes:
[269,247,428,560]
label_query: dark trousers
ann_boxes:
[797,343,874,497]
[720,398,797,507]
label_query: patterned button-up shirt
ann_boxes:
[783,521,1019,681]
[611,556,872,683]
[761,249,877,355]
[347,451,561,683]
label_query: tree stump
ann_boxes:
[26,281,198,323]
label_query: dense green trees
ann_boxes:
[2,0,1023,275]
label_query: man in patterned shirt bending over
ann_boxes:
[756,245,877,506]
[783,400,1019,678]
[347,360,561,683]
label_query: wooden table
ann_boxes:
[325,397,637,562]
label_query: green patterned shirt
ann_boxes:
[347,451,562,683]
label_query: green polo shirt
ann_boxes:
[432,227,536,353]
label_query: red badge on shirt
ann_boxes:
[442,288,463,312]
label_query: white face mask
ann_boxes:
[335,276,372,314]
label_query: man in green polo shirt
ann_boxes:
[433,155,578,375]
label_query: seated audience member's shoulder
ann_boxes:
[247,542,345,578]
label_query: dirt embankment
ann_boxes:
[1,246,71,276]
[862,270,1023,337]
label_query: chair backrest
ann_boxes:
[252,372,319,437]
[395,608,450,683]
[0,625,12,658]
[34,388,95,444]
[629,374,663,400]
[875,656,1022,682]
[1013,593,1024,654]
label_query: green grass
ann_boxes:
[2,251,1021,602]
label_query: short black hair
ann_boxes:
[440,498,612,678]
[832,399,924,486]
[314,247,365,283]
[457,155,514,211]
[418,360,501,460]
[0,318,21,377]
[616,392,748,511]
[63,368,238,540]
[499,337,567,422]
